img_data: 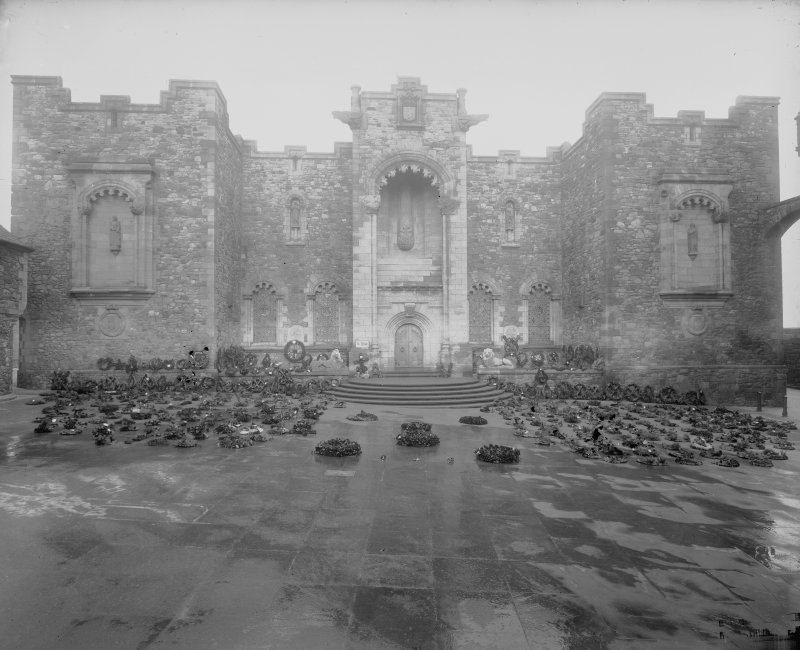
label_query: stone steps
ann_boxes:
[330,376,507,407]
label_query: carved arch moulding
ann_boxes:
[365,151,454,196]
[67,160,155,305]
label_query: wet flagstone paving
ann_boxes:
[1,391,799,648]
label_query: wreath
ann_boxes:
[605,382,623,401]
[284,340,306,363]
[97,357,114,372]
[315,438,362,457]
[475,444,520,464]
[459,415,488,425]
[396,428,439,447]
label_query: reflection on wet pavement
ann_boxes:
[0,393,799,648]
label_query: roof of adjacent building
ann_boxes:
[0,224,33,252]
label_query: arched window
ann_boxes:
[504,200,516,243]
[312,282,340,344]
[469,283,495,343]
[284,194,307,245]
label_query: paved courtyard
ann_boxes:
[1,389,799,649]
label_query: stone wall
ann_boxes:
[240,143,353,346]
[784,328,800,387]
[10,77,233,387]
[560,107,610,348]
[562,93,781,368]
[466,151,562,343]
[606,365,786,407]
[559,93,783,404]
[214,110,244,349]
[0,239,29,394]
[9,76,786,401]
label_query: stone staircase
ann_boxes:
[329,375,507,408]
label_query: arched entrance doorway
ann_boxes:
[395,323,423,368]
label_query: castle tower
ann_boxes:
[334,78,486,371]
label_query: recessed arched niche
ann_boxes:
[68,160,155,303]
[657,173,733,307]
[377,166,443,264]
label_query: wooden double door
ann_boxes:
[394,323,423,367]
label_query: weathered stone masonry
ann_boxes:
[0,226,31,394]
[9,76,791,404]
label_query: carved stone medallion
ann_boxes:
[684,309,708,336]
[98,307,125,337]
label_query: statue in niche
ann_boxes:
[398,217,414,250]
[397,187,414,250]
[504,201,516,243]
[109,216,122,255]
[687,223,698,260]
[289,198,301,241]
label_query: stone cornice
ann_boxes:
[657,171,733,185]
[11,75,63,86]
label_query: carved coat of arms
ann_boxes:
[402,101,417,122]
[398,217,414,250]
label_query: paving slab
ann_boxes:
[0,389,799,648]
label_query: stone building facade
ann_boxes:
[0,225,31,394]
[9,76,793,403]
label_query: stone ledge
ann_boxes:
[70,289,155,305]
[659,291,732,308]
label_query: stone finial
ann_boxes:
[350,86,361,112]
[795,111,799,156]
[456,88,467,114]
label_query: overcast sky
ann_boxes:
[1,0,799,322]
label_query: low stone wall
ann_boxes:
[475,368,603,386]
[784,328,800,387]
[475,364,786,406]
[607,365,786,407]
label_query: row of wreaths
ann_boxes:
[97,350,211,373]
[95,343,340,375]
[475,344,601,370]
[488,377,705,405]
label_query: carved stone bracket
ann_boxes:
[359,194,381,215]
[332,111,363,130]
[438,196,461,216]
[455,114,489,133]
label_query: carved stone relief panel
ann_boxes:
[314,290,339,343]
[469,283,493,343]
[527,288,551,344]
[253,285,278,343]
